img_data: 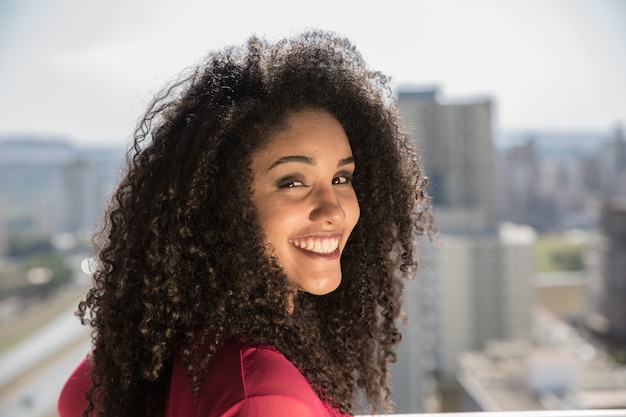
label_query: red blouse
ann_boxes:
[58,338,350,417]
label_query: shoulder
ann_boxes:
[166,338,339,417]
[237,339,314,399]
[58,356,93,417]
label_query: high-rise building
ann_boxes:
[397,89,498,234]
[433,229,534,379]
[390,235,440,413]
[587,201,626,345]
[57,159,105,235]
[599,124,626,200]
[33,196,59,238]
[395,89,534,387]
[585,125,626,349]
[0,200,8,258]
[502,139,542,227]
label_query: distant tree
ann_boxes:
[550,247,584,271]
[8,236,53,257]
[535,235,586,272]
[23,252,74,287]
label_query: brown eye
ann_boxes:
[277,176,307,189]
[332,175,352,185]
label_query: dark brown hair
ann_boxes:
[78,30,433,416]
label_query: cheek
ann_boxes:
[257,202,297,241]
[258,210,278,240]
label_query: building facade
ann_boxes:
[587,201,626,345]
[395,89,534,387]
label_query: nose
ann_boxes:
[309,185,345,225]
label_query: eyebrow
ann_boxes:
[268,155,355,171]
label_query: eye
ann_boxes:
[332,175,352,185]
[277,176,307,189]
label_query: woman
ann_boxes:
[59,30,434,416]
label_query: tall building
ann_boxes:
[57,158,105,235]
[397,89,498,234]
[539,157,591,229]
[587,201,626,345]
[390,235,440,413]
[433,228,534,379]
[33,196,59,238]
[0,200,8,258]
[395,89,534,387]
[599,124,626,200]
[586,125,626,349]
[502,139,543,227]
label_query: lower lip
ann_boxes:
[293,246,341,260]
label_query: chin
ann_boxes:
[300,276,342,296]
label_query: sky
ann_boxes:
[0,0,625,147]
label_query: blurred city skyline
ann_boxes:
[3,3,626,412]
[1,0,625,147]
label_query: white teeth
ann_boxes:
[290,237,339,254]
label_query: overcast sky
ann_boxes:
[0,0,625,147]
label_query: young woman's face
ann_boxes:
[251,109,360,296]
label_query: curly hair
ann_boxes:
[77,30,434,416]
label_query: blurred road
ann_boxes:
[0,305,91,417]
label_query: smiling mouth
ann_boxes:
[289,236,340,254]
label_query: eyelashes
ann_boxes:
[332,174,352,185]
[276,174,353,189]
[277,176,306,189]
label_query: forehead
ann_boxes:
[261,109,351,152]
